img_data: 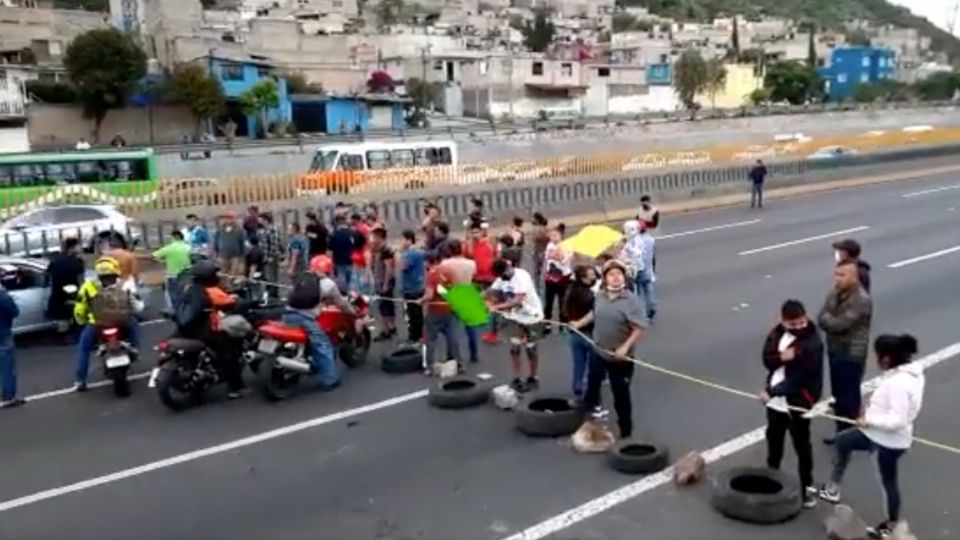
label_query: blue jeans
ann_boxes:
[425,312,461,365]
[75,320,141,385]
[751,182,763,208]
[568,332,592,397]
[463,324,480,364]
[634,274,657,319]
[282,310,339,387]
[831,429,906,522]
[166,276,183,312]
[0,344,16,401]
[829,352,865,433]
[334,264,352,292]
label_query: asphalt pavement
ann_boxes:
[3,171,960,540]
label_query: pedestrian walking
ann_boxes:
[440,240,479,364]
[286,223,310,283]
[818,334,924,539]
[571,259,646,439]
[749,159,768,209]
[637,221,657,321]
[542,225,572,333]
[487,258,544,392]
[215,212,246,277]
[563,265,597,399]
[152,230,192,311]
[370,228,397,341]
[422,252,461,374]
[832,238,872,293]
[760,299,824,509]
[400,230,426,344]
[0,277,23,409]
[637,195,660,233]
[257,212,284,296]
[819,260,872,445]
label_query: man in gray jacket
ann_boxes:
[818,260,872,444]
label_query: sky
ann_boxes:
[890,0,958,34]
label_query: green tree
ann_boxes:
[704,58,728,109]
[763,61,823,105]
[64,28,147,142]
[913,71,960,101]
[806,25,818,67]
[239,79,280,138]
[749,87,771,106]
[851,80,911,103]
[166,63,226,136]
[672,49,709,119]
[613,13,637,32]
[522,11,556,53]
[405,77,432,127]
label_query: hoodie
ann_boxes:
[862,362,925,449]
[762,321,824,411]
[619,220,645,276]
[856,260,872,293]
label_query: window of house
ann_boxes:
[531,61,544,76]
[221,63,244,81]
[861,57,869,67]
[434,60,444,71]
[561,63,572,77]
[597,67,610,77]
[861,73,869,83]
[836,73,848,83]
[38,71,56,83]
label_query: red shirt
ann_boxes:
[467,238,498,283]
[425,266,452,315]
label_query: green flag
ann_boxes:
[439,283,489,328]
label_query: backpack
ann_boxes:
[287,274,321,310]
[90,283,133,326]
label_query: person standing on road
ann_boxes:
[542,225,572,334]
[152,230,192,312]
[257,212,284,297]
[832,239,872,293]
[286,223,310,283]
[400,230,426,344]
[637,221,657,321]
[370,228,397,341]
[571,259,646,440]
[183,214,210,255]
[350,213,372,294]
[510,216,526,266]
[440,240,479,364]
[749,160,768,209]
[243,206,261,241]
[422,251,461,375]
[818,334,924,539]
[465,222,499,345]
[819,261,873,445]
[45,237,85,334]
[563,264,597,399]
[531,213,550,292]
[0,277,23,409]
[488,258,544,392]
[637,195,660,233]
[421,203,442,249]
[330,215,355,291]
[305,212,329,257]
[214,212,246,278]
[760,299,824,509]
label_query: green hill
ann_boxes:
[622,0,960,61]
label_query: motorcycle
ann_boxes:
[253,295,373,401]
[96,324,137,397]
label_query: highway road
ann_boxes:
[3,171,960,540]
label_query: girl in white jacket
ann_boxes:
[818,334,925,539]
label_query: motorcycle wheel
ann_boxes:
[111,368,131,398]
[156,362,199,412]
[340,328,372,368]
[262,367,301,402]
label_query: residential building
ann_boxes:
[696,63,762,109]
[0,76,26,120]
[581,63,679,116]
[819,46,895,101]
[291,94,407,134]
[460,55,585,119]
[200,53,293,136]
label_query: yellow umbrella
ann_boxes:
[561,225,623,258]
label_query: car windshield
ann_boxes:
[310,150,339,171]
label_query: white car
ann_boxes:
[0,256,94,335]
[807,146,857,160]
[0,204,140,256]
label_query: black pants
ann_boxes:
[543,279,569,324]
[751,182,763,208]
[766,408,813,489]
[583,353,635,438]
[404,291,424,342]
[829,352,866,433]
[204,330,245,392]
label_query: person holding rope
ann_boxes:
[488,258,544,392]
[818,334,924,539]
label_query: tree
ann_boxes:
[367,70,395,93]
[376,0,404,29]
[730,16,740,60]
[64,28,147,141]
[284,72,324,94]
[24,80,77,104]
[763,61,823,105]
[522,11,556,53]
[613,13,637,33]
[405,77,431,127]
[239,79,280,138]
[844,28,871,47]
[807,26,818,67]
[166,63,226,136]
[913,71,960,101]
[672,49,709,119]
[749,88,771,106]
[704,58,728,109]
[851,80,911,103]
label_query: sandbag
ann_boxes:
[825,504,868,540]
[571,420,616,454]
[673,451,706,486]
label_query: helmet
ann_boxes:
[94,256,121,277]
[191,260,220,285]
[309,254,333,275]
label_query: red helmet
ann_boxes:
[309,254,333,275]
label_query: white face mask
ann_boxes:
[834,250,842,262]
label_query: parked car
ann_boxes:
[807,146,857,160]
[0,204,140,256]
[0,256,93,335]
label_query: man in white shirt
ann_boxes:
[487,258,544,392]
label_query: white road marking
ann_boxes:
[0,389,429,514]
[887,245,960,269]
[737,226,869,256]
[24,372,152,402]
[902,184,960,198]
[500,341,960,540]
[658,219,761,240]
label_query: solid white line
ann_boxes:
[658,219,762,240]
[500,341,960,540]
[887,245,960,269]
[902,184,960,198]
[24,372,152,402]
[0,389,429,514]
[737,226,869,256]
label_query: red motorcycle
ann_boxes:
[253,295,373,401]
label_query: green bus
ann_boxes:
[0,149,159,215]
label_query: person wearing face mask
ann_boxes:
[562,265,597,399]
[570,259,646,439]
[487,258,544,392]
[760,299,824,510]
[831,238,871,293]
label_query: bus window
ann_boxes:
[391,149,415,168]
[108,160,132,181]
[415,148,436,166]
[0,166,13,187]
[45,162,76,184]
[436,147,453,165]
[310,150,338,171]
[366,150,392,170]
[338,154,364,171]
[75,161,101,183]
[13,164,43,186]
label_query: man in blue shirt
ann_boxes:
[400,229,426,344]
[329,215,356,291]
[286,223,310,282]
[749,159,768,209]
[0,272,23,409]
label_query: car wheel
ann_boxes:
[427,376,488,409]
[515,394,585,437]
[710,466,802,524]
[607,440,670,475]
[380,346,422,374]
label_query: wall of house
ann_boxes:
[608,85,680,115]
[27,103,195,148]
[696,63,761,109]
[487,94,582,119]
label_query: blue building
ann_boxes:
[291,95,408,135]
[204,55,292,137]
[819,47,896,102]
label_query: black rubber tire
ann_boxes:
[380,346,422,374]
[710,466,802,524]
[156,362,197,412]
[340,328,371,369]
[262,366,301,402]
[515,393,585,437]
[427,376,488,409]
[111,369,131,398]
[607,440,670,475]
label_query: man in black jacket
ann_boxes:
[46,238,86,337]
[761,299,824,509]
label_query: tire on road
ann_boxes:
[156,362,197,412]
[515,394,585,437]
[607,440,670,475]
[340,328,371,369]
[427,376,488,409]
[710,466,802,524]
[381,346,422,374]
